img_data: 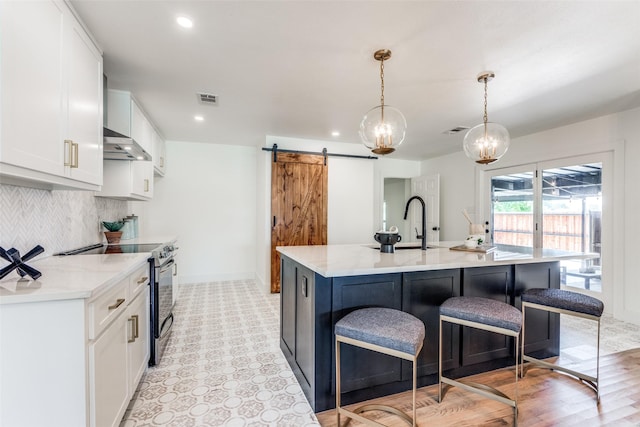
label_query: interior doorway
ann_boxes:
[270,152,328,293]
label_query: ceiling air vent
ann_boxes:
[197,92,218,105]
[443,126,470,135]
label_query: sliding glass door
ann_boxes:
[483,154,610,303]
[489,167,536,248]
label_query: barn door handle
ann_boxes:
[273,216,276,228]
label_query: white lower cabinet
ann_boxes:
[90,284,149,427]
[0,261,150,427]
[128,286,150,392]
[90,310,129,427]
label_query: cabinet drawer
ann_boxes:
[88,279,128,340]
[129,264,149,298]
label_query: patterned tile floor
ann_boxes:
[120,280,320,427]
[120,280,640,426]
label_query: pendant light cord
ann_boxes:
[380,57,385,120]
[483,77,488,126]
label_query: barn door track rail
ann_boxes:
[263,144,378,165]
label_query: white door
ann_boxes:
[410,174,440,243]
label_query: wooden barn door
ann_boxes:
[271,152,328,293]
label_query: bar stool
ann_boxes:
[439,297,522,421]
[521,288,604,402]
[335,307,425,426]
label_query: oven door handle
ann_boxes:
[159,313,174,339]
[158,258,175,275]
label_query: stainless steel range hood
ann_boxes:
[103,127,152,161]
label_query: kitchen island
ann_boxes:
[277,242,596,412]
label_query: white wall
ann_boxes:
[422,151,476,241]
[421,106,640,325]
[133,141,257,284]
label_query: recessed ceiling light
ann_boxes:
[176,16,193,28]
[136,156,144,160]
[331,131,340,137]
[194,115,204,122]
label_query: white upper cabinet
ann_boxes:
[152,128,166,176]
[98,160,154,201]
[65,10,104,186]
[106,90,152,156]
[0,0,103,190]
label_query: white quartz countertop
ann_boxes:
[0,253,150,305]
[277,242,598,277]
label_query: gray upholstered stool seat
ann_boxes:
[440,296,522,333]
[335,307,425,426]
[521,288,603,402]
[521,288,604,317]
[439,296,522,424]
[335,307,425,356]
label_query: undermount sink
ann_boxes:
[370,244,436,250]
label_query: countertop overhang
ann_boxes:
[0,234,177,305]
[277,242,598,278]
[0,253,150,304]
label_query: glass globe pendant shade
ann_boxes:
[359,105,407,155]
[463,121,510,165]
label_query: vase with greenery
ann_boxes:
[102,221,125,244]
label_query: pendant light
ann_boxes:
[463,71,510,164]
[360,49,407,155]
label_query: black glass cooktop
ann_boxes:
[56,243,161,256]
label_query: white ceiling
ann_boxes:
[70,0,640,161]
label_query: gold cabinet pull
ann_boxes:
[64,140,73,166]
[133,314,139,338]
[144,179,149,192]
[71,142,79,168]
[108,298,125,310]
[137,276,148,284]
[128,314,139,343]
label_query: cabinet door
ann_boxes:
[402,269,461,378]
[152,130,166,176]
[100,160,153,200]
[130,100,152,154]
[332,274,402,393]
[128,287,150,391]
[131,161,153,198]
[515,262,560,357]
[66,15,103,185]
[280,257,296,356]
[461,265,513,366]
[89,311,129,427]
[295,266,315,388]
[0,0,65,176]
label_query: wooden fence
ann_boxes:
[493,213,596,252]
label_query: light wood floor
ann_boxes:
[316,348,640,426]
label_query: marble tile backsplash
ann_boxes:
[0,184,128,257]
